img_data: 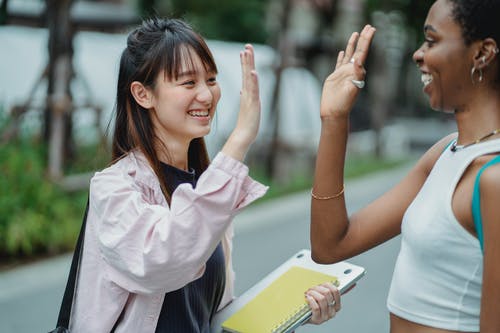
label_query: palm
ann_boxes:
[236,44,261,145]
[320,25,376,119]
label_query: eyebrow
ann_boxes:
[177,70,197,78]
[424,25,437,33]
[177,69,217,78]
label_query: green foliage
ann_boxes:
[365,0,435,45]
[139,0,269,43]
[344,155,409,179]
[0,138,87,258]
[0,0,6,25]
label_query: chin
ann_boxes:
[197,127,211,138]
[427,95,454,114]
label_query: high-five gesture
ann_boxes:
[311,25,376,264]
[320,25,376,118]
[223,44,261,161]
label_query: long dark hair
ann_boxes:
[112,17,217,202]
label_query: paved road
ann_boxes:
[0,162,413,333]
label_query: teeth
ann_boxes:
[188,110,209,117]
[421,73,433,86]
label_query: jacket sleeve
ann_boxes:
[90,152,267,295]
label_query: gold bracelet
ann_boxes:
[311,185,345,200]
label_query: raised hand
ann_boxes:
[320,25,376,119]
[222,44,261,161]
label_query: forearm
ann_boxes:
[221,133,252,162]
[310,115,350,263]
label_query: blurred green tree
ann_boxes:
[0,0,7,25]
[138,0,269,43]
[365,0,434,45]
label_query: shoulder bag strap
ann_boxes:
[55,198,90,329]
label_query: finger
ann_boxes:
[311,283,341,312]
[320,282,337,304]
[306,289,329,322]
[245,44,256,70]
[305,294,321,323]
[332,285,341,313]
[352,25,376,66]
[335,51,344,70]
[240,50,247,91]
[308,284,333,300]
[342,32,359,65]
[352,66,366,82]
[241,48,253,90]
[242,46,258,94]
[249,69,260,98]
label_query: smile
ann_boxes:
[188,110,210,117]
[421,73,433,87]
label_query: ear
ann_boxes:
[474,38,499,70]
[130,81,154,109]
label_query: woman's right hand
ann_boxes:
[320,25,376,119]
[222,44,261,161]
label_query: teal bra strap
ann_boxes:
[472,154,500,252]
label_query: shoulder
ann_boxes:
[478,160,500,195]
[91,151,160,198]
[413,132,457,176]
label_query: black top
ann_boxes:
[155,162,226,333]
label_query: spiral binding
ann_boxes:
[271,303,310,333]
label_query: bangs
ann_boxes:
[161,40,218,81]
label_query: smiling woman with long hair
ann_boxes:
[67,17,340,332]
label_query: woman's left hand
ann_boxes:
[222,44,261,161]
[305,282,341,325]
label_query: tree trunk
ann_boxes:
[265,0,293,180]
[45,0,74,179]
[0,0,8,25]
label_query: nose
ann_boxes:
[413,47,424,67]
[196,83,213,105]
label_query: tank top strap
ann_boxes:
[472,154,500,252]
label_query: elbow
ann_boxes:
[311,246,341,264]
[311,252,334,264]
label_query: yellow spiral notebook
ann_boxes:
[221,266,339,333]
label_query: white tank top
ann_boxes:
[387,138,500,332]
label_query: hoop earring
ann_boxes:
[470,66,483,85]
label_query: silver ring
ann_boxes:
[328,300,336,307]
[351,79,365,89]
[349,57,355,64]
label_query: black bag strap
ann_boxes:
[55,198,90,329]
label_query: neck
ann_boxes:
[155,137,190,170]
[454,90,500,145]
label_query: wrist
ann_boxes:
[221,133,252,162]
[320,112,349,123]
[320,115,349,134]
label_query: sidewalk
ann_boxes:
[0,160,414,333]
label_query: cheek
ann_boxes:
[212,86,222,105]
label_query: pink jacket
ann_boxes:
[69,151,267,332]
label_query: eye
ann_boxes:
[424,37,435,47]
[182,80,196,86]
[207,77,217,85]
